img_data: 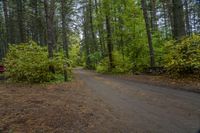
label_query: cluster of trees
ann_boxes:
[81,0,200,73]
[0,0,78,56]
[0,0,200,77]
[0,0,81,81]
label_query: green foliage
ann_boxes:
[69,44,81,67]
[96,57,109,73]
[152,32,166,66]
[4,41,72,83]
[112,51,132,73]
[53,52,72,74]
[89,51,102,68]
[164,35,200,76]
[96,51,132,73]
[93,0,151,73]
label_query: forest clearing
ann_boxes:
[0,0,200,132]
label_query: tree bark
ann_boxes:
[106,14,114,70]
[184,0,191,35]
[16,0,26,43]
[172,0,186,40]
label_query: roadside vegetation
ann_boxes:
[4,41,72,83]
[0,0,200,82]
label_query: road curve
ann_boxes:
[75,68,200,133]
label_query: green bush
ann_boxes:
[112,51,132,73]
[96,51,132,73]
[164,35,200,76]
[4,41,71,83]
[69,44,82,67]
[96,57,109,73]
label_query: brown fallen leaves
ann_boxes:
[0,81,119,133]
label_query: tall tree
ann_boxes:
[105,4,114,70]
[141,0,155,67]
[2,0,9,46]
[82,1,92,69]
[16,0,26,42]
[150,0,157,31]
[30,0,39,42]
[172,0,186,39]
[61,0,69,81]
[44,0,55,73]
[184,0,191,35]
[88,0,97,51]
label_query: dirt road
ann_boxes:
[75,69,200,133]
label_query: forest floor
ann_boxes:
[0,81,119,132]
[0,69,200,132]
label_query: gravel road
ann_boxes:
[75,69,200,133]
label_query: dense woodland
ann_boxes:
[0,0,200,82]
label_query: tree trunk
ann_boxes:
[162,2,169,38]
[141,0,155,67]
[31,0,39,42]
[105,14,114,70]
[44,0,55,73]
[184,0,191,35]
[61,0,69,81]
[166,0,174,37]
[83,6,92,69]
[88,0,97,51]
[16,0,26,43]
[2,0,10,47]
[172,0,186,39]
[150,0,157,31]
[98,0,106,57]
[196,2,200,33]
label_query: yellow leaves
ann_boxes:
[164,35,200,76]
[4,41,72,83]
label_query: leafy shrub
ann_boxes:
[112,51,132,73]
[88,51,102,69]
[53,52,72,75]
[164,35,200,76]
[125,39,150,72]
[96,57,109,73]
[96,51,132,73]
[4,41,71,83]
[69,44,82,67]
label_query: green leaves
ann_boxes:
[96,51,132,73]
[164,35,200,76]
[4,41,72,83]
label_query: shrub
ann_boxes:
[112,51,132,73]
[164,35,200,77]
[69,44,82,67]
[4,41,71,83]
[96,57,109,73]
[96,51,132,73]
